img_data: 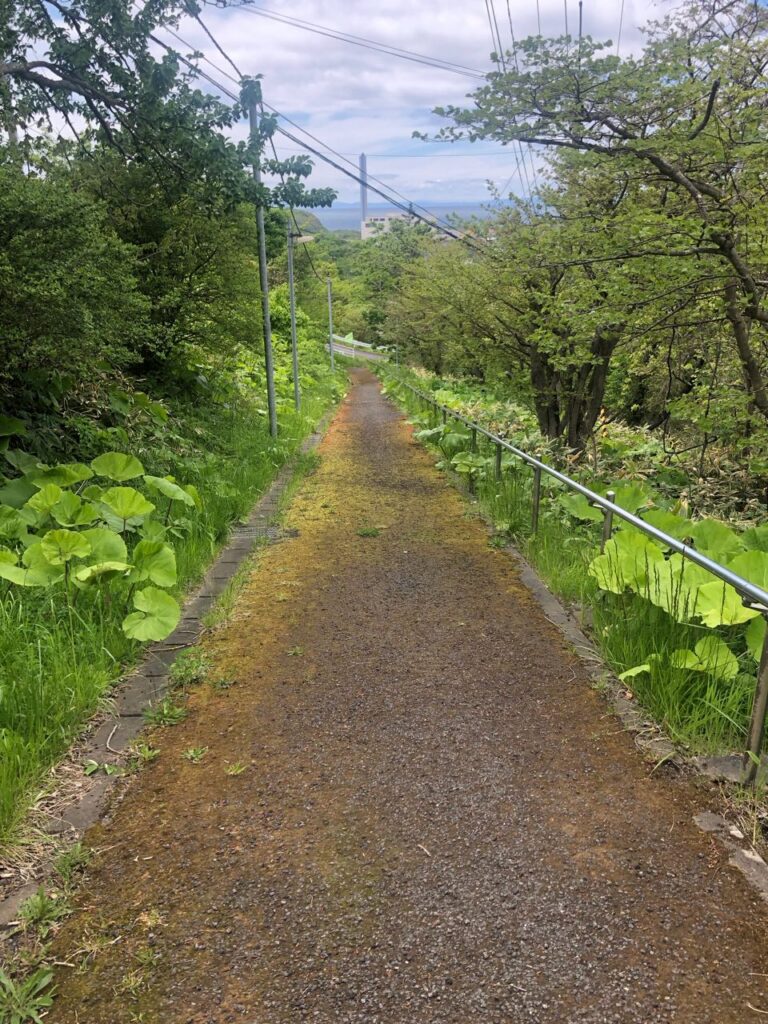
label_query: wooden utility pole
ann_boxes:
[245,78,278,438]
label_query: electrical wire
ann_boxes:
[234,4,485,79]
[266,128,324,281]
[189,7,244,80]
[616,0,625,53]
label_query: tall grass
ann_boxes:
[398,381,758,755]
[0,380,339,843]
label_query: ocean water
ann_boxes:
[308,202,499,232]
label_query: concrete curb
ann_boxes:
[0,413,334,930]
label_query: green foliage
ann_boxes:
[0,967,55,1024]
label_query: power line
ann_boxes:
[616,0,626,53]
[235,4,485,79]
[164,26,241,85]
[189,8,244,80]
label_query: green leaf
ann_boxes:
[690,520,744,558]
[641,509,692,541]
[642,560,700,620]
[51,492,98,528]
[695,580,759,628]
[725,550,768,593]
[668,637,739,680]
[143,475,195,506]
[746,616,766,662]
[450,451,487,473]
[618,664,651,680]
[80,527,127,563]
[184,483,202,511]
[122,587,180,641]
[130,540,176,587]
[74,561,132,583]
[28,463,93,488]
[0,415,27,437]
[0,474,37,508]
[559,492,603,522]
[91,451,145,482]
[101,486,155,524]
[743,525,768,553]
[0,560,56,587]
[40,529,92,565]
[588,530,664,595]
[612,482,653,513]
[669,648,702,670]
[0,547,16,565]
[0,507,28,541]
[26,483,63,516]
[21,543,63,584]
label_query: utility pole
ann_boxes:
[286,227,301,412]
[245,79,278,438]
[327,276,335,372]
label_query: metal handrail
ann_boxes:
[396,377,768,782]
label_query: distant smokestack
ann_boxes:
[359,152,368,224]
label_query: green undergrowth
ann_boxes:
[0,375,343,845]
[384,369,766,758]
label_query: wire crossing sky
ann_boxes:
[167,0,660,203]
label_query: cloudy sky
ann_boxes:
[161,0,665,206]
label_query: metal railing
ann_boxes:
[397,377,768,784]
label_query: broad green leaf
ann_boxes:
[695,580,759,628]
[0,415,26,437]
[743,525,768,553]
[451,451,487,474]
[415,426,446,443]
[666,554,713,589]
[669,649,701,671]
[3,450,41,473]
[0,475,37,508]
[130,540,176,587]
[0,507,27,541]
[725,550,768,594]
[618,664,650,680]
[588,530,664,595]
[21,543,64,584]
[0,547,16,565]
[184,483,202,511]
[82,484,104,502]
[40,529,92,565]
[143,475,195,506]
[74,561,132,583]
[101,486,155,524]
[690,520,744,558]
[122,587,180,641]
[641,509,692,541]
[141,520,167,542]
[28,463,93,488]
[0,562,53,587]
[746,616,767,662]
[559,492,603,522]
[91,451,145,482]
[642,560,700,620]
[612,482,653,513]
[693,636,739,680]
[51,492,98,528]
[26,484,63,516]
[80,527,127,563]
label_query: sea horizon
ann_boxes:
[307,200,502,232]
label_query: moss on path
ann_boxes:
[50,370,767,1023]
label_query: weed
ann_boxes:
[0,966,54,1024]
[225,761,247,776]
[143,697,187,727]
[182,746,208,763]
[168,649,210,689]
[54,842,92,885]
[357,526,381,537]
[19,887,70,938]
[119,968,146,998]
[83,759,121,777]
[129,742,160,768]
[287,646,304,657]
[210,676,237,691]
[134,946,161,969]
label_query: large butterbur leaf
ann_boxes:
[669,636,739,680]
[746,616,767,662]
[75,561,132,584]
[143,475,196,507]
[40,529,92,565]
[725,550,768,594]
[100,486,155,524]
[91,451,145,482]
[51,491,98,528]
[0,415,27,437]
[695,580,760,628]
[28,463,93,488]
[743,525,768,553]
[559,492,603,522]
[79,527,127,563]
[26,484,63,516]
[640,509,693,542]
[130,540,176,587]
[690,520,744,559]
[122,586,180,641]
[588,530,664,595]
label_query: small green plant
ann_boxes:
[169,649,210,689]
[0,966,55,1024]
[129,741,160,767]
[225,761,247,776]
[19,887,70,938]
[54,842,92,885]
[134,946,161,969]
[82,758,121,777]
[182,746,208,763]
[357,526,380,537]
[120,968,146,997]
[210,675,237,691]
[143,697,187,727]
[287,645,304,656]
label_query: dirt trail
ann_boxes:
[50,369,767,1023]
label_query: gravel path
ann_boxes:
[51,369,768,1023]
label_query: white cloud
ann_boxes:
[168,0,670,205]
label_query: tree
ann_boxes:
[429,0,768,424]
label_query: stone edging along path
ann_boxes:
[0,410,336,931]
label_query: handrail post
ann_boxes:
[494,442,502,482]
[743,613,768,785]
[442,407,447,425]
[470,427,477,452]
[601,490,616,553]
[531,465,542,534]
